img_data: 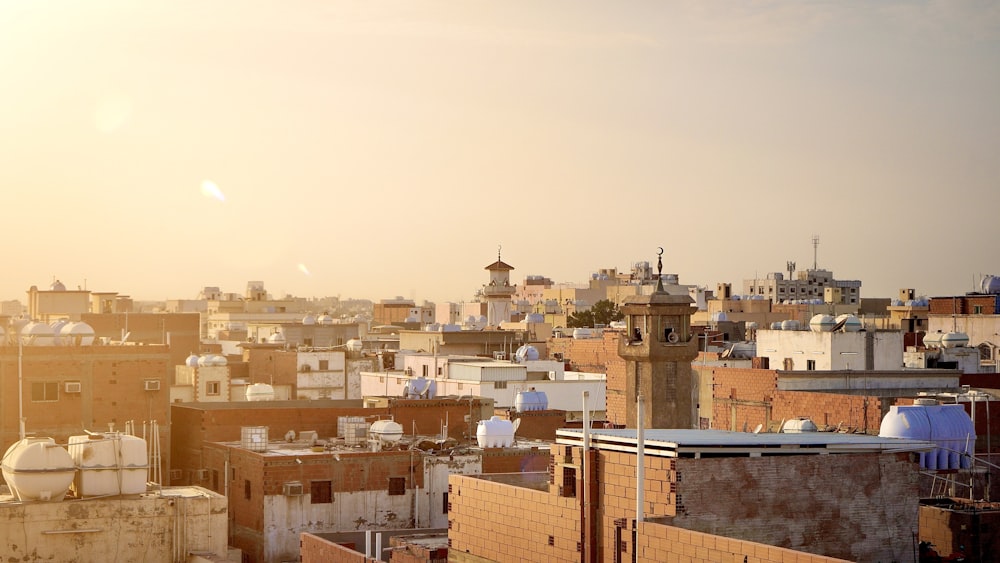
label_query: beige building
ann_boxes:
[744,267,862,305]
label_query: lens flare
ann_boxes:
[200,180,226,202]
[94,95,133,133]
[298,263,311,276]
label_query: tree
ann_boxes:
[567,299,623,328]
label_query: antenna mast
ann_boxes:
[811,235,820,270]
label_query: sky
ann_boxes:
[1,1,998,304]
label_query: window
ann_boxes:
[319,360,329,370]
[310,480,332,504]
[244,480,251,500]
[388,477,406,495]
[31,382,59,402]
[443,492,449,514]
[974,305,983,314]
[807,360,816,370]
[206,381,221,396]
[437,367,442,376]
[212,470,219,492]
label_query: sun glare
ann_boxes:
[200,180,226,202]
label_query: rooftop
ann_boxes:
[556,428,936,458]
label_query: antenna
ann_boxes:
[811,235,819,270]
[786,261,796,279]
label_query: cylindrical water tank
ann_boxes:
[835,315,862,332]
[476,416,515,448]
[809,315,835,332]
[923,332,944,349]
[185,354,200,368]
[346,339,364,352]
[940,332,970,349]
[68,433,148,497]
[781,418,818,433]
[879,403,975,470]
[1,437,76,502]
[369,420,404,444]
[246,383,275,402]
[572,328,593,339]
[781,319,800,331]
[515,390,548,413]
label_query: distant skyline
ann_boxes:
[3,1,998,304]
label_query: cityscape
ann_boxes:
[3,2,1000,563]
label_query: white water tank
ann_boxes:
[476,416,515,448]
[835,314,863,332]
[369,420,404,444]
[781,418,818,433]
[246,383,275,402]
[809,315,835,332]
[1,437,76,502]
[68,433,148,497]
[879,403,975,470]
[572,328,593,339]
[941,332,970,349]
[185,354,200,367]
[515,390,548,412]
[923,331,944,348]
[346,339,363,352]
[781,319,800,331]
[514,345,540,363]
[61,321,96,346]
[404,377,436,399]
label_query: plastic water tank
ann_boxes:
[68,433,148,497]
[879,403,975,470]
[940,332,970,349]
[369,420,404,444]
[476,416,515,448]
[835,314,862,332]
[981,275,1000,294]
[923,332,944,349]
[404,377,436,399]
[346,339,364,352]
[1,437,76,502]
[515,390,548,412]
[572,328,593,339]
[809,315,835,332]
[185,354,200,368]
[246,383,275,402]
[781,319,800,331]
[514,345,540,362]
[781,418,818,433]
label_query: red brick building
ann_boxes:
[449,428,933,562]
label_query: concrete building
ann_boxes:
[374,297,435,327]
[239,346,377,401]
[447,429,934,563]
[743,266,862,305]
[756,321,904,372]
[0,486,232,562]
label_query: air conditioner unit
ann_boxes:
[144,380,161,391]
[64,382,82,393]
[283,482,304,496]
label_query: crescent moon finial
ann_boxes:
[657,247,664,256]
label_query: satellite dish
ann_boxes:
[753,424,763,434]
[511,418,521,434]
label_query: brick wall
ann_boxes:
[300,533,377,563]
[771,390,884,433]
[919,500,1000,562]
[634,522,850,562]
[448,472,582,562]
[597,450,679,562]
[388,535,448,563]
[711,367,778,431]
[668,453,919,561]
[481,447,550,474]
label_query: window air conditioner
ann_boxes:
[144,380,161,391]
[64,382,82,393]
[283,482,304,496]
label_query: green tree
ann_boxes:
[567,299,623,328]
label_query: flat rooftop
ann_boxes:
[556,428,936,458]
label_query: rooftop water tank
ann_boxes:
[68,433,148,497]
[441,324,461,332]
[1,437,76,502]
[477,416,515,448]
[981,275,1000,294]
[338,416,368,446]
[369,420,404,444]
[940,332,970,349]
[185,354,200,368]
[267,332,285,344]
[241,426,269,452]
[514,345,540,363]
[346,339,363,352]
[572,328,593,339]
[20,321,56,346]
[425,323,441,332]
[781,319,800,331]
[515,390,548,413]
[781,418,818,433]
[525,313,545,324]
[809,315,835,332]
[246,383,275,402]
[770,322,783,330]
[923,331,944,349]
[879,403,975,470]
[318,314,334,325]
[404,377,436,399]
[835,314,862,332]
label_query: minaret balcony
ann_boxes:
[482,285,516,297]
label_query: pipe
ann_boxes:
[583,391,590,563]
[18,333,25,440]
[634,394,645,563]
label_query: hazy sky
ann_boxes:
[2,1,998,304]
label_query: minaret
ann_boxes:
[617,248,698,429]
[482,246,515,327]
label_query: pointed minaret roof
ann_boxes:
[484,245,514,271]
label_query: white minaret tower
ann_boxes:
[482,246,515,327]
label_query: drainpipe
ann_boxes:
[583,391,590,562]
[634,394,645,563]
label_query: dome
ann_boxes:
[809,314,835,332]
[302,314,317,325]
[185,354,200,368]
[50,280,66,291]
